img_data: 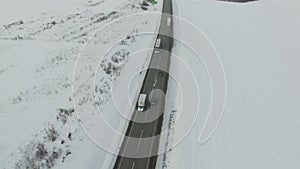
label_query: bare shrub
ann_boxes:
[45,126,58,142]
[58,108,75,116]
[111,49,129,63]
[36,143,48,160]
[57,108,75,124]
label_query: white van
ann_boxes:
[137,94,147,111]
[167,17,171,27]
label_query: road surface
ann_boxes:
[113,0,173,168]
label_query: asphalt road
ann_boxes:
[113,0,173,168]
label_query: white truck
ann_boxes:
[137,94,147,112]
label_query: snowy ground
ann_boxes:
[0,0,162,168]
[162,0,300,169]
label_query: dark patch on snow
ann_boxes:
[3,20,24,29]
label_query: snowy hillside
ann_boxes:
[0,0,162,168]
[164,0,300,169]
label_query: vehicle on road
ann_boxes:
[155,38,161,48]
[137,94,147,111]
[167,17,171,27]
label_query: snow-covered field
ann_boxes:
[2,0,300,168]
[0,0,162,168]
[164,0,300,169]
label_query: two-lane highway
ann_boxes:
[113,0,173,168]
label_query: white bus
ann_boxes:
[137,94,147,112]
